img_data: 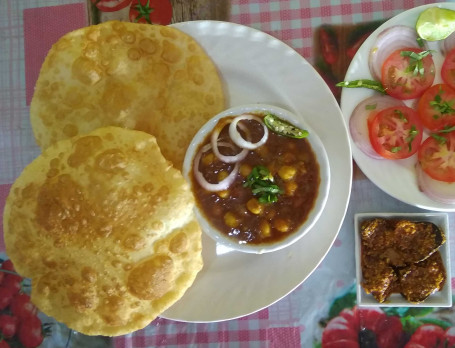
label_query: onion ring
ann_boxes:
[193,143,239,192]
[368,25,425,80]
[349,95,405,159]
[211,119,250,163]
[416,162,455,204]
[229,114,269,150]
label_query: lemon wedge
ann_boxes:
[416,7,455,41]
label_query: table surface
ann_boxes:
[1,1,455,347]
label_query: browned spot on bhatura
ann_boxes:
[139,38,158,54]
[121,31,136,44]
[161,40,182,63]
[127,254,174,300]
[63,124,78,138]
[67,136,102,168]
[160,26,177,39]
[95,149,127,173]
[81,266,97,283]
[122,234,146,251]
[169,232,188,254]
[127,48,141,61]
[72,57,103,86]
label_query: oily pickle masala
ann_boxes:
[360,218,446,303]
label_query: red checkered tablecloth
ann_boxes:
[1,1,454,348]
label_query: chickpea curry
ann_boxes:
[191,112,321,245]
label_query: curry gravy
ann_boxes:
[191,114,321,245]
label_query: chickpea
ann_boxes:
[274,218,290,233]
[218,190,229,198]
[246,198,263,215]
[254,145,269,157]
[285,181,298,196]
[260,220,271,238]
[239,164,252,177]
[218,170,229,181]
[278,165,296,181]
[224,212,239,228]
[202,153,215,166]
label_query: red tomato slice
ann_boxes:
[442,47,455,90]
[369,106,423,159]
[417,83,455,131]
[91,0,132,12]
[418,131,455,182]
[381,47,435,100]
[129,0,173,25]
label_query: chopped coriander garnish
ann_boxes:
[416,37,425,48]
[406,125,418,152]
[400,50,433,76]
[243,166,283,204]
[391,146,401,153]
[429,87,455,115]
[365,103,377,110]
[394,109,407,122]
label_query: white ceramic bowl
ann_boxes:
[355,212,452,307]
[183,103,330,254]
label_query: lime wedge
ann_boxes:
[416,7,455,41]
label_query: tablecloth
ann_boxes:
[1,1,455,347]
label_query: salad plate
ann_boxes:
[161,20,352,322]
[340,3,455,212]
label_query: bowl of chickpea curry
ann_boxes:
[183,104,330,254]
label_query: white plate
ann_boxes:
[161,21,352,322]
[355,213,452,307]
[340,3,455,212]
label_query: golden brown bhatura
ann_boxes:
[30,21,225,170]
[3,127,203,336]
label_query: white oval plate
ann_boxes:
[340,3,455,212]
[162,21,352,322]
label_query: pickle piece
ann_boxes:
[264,114,309,139]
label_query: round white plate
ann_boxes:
[162,21,352,322]
[340,3,455,212]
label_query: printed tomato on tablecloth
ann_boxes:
[0,259,49,348]
[315,285,455,348]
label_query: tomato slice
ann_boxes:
[129,0,173,25]
[368,106,423,159]
[381,47,435,100]
[91,0,132,12]
[442,47,455,90]
[418,131,455,182]
[417,83,455,131]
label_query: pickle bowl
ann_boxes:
[355,212,452,307]
[182,103,331,254]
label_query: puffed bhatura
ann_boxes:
[3,127,203,336]
[30,21,225,169]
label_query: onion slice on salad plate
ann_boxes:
[349,95,405,159]
[416,163,455,204]
[368,25,426,81]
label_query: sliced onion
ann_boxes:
[211,119,249,163]
[349,95,405,159]
[416,162,455,204]
[442,32,455,55]
[229,114,268,150]
[368,25,425,80]
[193,143,239,192]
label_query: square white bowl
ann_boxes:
[355,212,452,307]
